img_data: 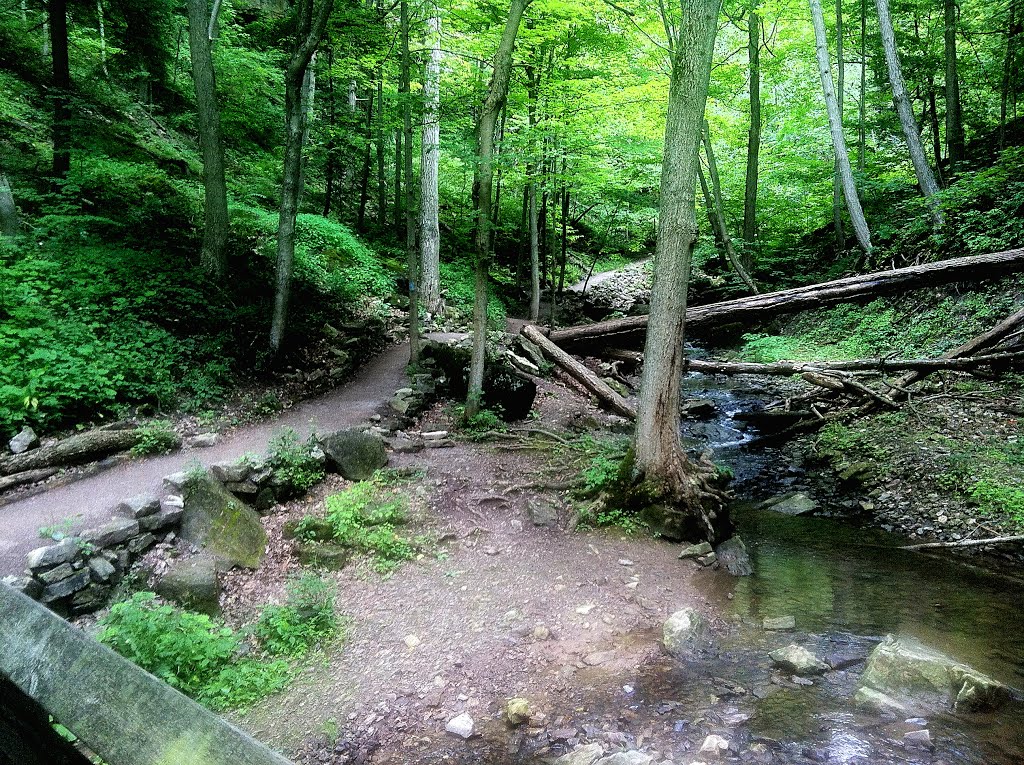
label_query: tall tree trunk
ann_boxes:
[97,0,109,78]
[742,4,760,253]
[186,0,230,279]
[465,0,531,417]
[420,7,442,315]
[525,59,542,322]
[394,129,402,235]
[376,77,386,228]
[810,0,873,253]
[875,0,943,225]
[858,0,867,172]
[701,122,759,293]
[928,80,944,186]
[357,90,373,229]
[297,58,317,204]
[269,0,334,355]
[833,0,845,252]
[49,0,70,180]
[323,45,337,218]
[631,0,730,544]
[944,0,965,168]
[400,0,419,364]
[0,171,20,237]
[1000,0,1021,148]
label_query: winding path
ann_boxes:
[0,342,420,576]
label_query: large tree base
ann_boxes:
[608,447,733,544]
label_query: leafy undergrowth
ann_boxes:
[294,470,428,574]
[98,574,341,710]
[812,387,1024,531]
[737,282,1023,363]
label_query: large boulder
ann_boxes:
[318,429,388,481]
[858,635,1012,712]
[764,492,817,516]
[423,340,537,421]
[180,473,267,569]
[663,607,705,658]
[155,555,221,614]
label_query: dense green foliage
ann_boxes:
[254,574,340,657]
[265,429,326,499]
[98,592,292,710]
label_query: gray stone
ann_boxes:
[41,569,91,602]
[2,575,42,599]
[527,497,560,527]
[81,519,139,550]
[595,752,653,765]
[210,460,251,484]
[763,616,796,631]
[389,437,423,454]
[88,556,117,583]
[156,555,221,615]
[682,399,717,419]
[318,429,389,481]
[127,533,156,555]
[663,607,704,658]
[70,584,111,614]
[180,474,267,569]
[140,505,184,532]
[27,539,79,570]
[162,471,188,493]
[445,713,474,739]
[552,744,605,765]
[697,552,718,567]
[769,644,829,676]
[37,563,76,585]
[766,492,817,516]
[116,494,160,519]
[294,541,352,570]
[698,734,731,757]
[904,729,933,750]
[188,433,220,449]
[9,426,39,454]
[858,635,1011,712]
[224,480,260,495]
[679,541,713,559]
[715,536,753,576]
[389,397,411,414]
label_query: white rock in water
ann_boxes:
[768,644,829,675]
[663,607,704,657]
[445,713,474,739]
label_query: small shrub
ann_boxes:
[455,407,506,437]
[254,574,339,657]
[98,592,290,710]
[267,428,325,498]
[131,419,179,456]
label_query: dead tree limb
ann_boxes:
[521,324,637,419]
[0,467,60,492]
[552,248,1024,350]
[900,535,1024,551]
[0,429,142,476]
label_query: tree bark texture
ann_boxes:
[465,0,530,416]
[400,0,419,364]
[186,0,230,279]
[420,8,442,315]
[944,0,965,167]
[631,0,729,544]
[833,0,846,251]
[0,430,143,476]
[743,5,760,250]
[48,0,71,180]
[810,0,872,253]
[269,0,333,354]
[551,248,1024,350]
[874,0,943,226]
[0,172,20,237]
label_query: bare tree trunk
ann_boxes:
[875,0,943,225]
[376,77,386,228]
[631,0,730,544]
[702,122,759,293]
[420,7,442,315]
[1000,0,1021,148]
[742,4,760,252]
[529,183,540,321]
[944,0,965,168]
[186,0,230,279]
[0,172,20,237]
[49,0,70,180]
[858,0,867,172]
[269,0,333,355]
[400,0,419,364]
[810,0,872,254]
[96,0,109,78]
[833,0,845,252]
[357,90,373,229]
[928,78,945,186]
[465,0,531,417]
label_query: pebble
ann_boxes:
[445,713,475,739]
[404,635,421,649]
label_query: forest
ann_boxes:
[1,0,1024,763]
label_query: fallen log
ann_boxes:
[551,248,1024,350]
[0,467,60,492]
[801,372,899,408]
[605,349,1024,376]
[0,428,140,476]
[520,324,637,419]
[900,535,1024,551]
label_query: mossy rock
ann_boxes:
[318,429,388,481]
[155,554,221,615]
[180,473,267,569]
[295,540,352,570]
